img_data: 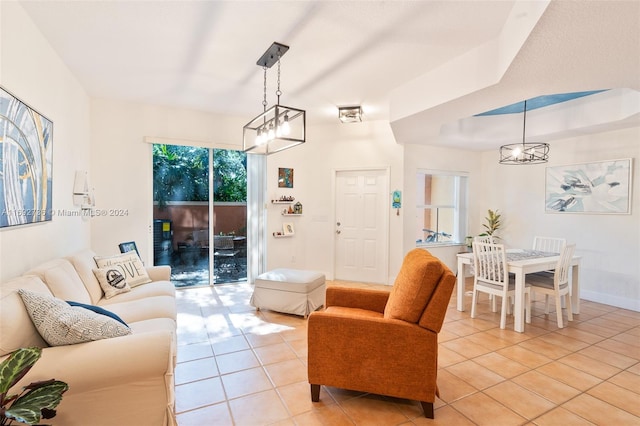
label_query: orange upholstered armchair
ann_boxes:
[307,249,455,418]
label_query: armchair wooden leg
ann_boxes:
[310,384,320,402]
[420,401,434,418]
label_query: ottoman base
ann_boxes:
[250,269,326,317]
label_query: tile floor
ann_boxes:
[174,279,640,425]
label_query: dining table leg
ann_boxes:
[513,269,525,333]
[456,257,466,311]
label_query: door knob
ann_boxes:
[336,230,341,234]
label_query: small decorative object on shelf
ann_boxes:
[272,195,295,203]
[293,201,302,214]
[272,232,292,238]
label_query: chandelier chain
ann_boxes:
[276,53,282,103]
[522,100,527,146]
[262,66,268,111]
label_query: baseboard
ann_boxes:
[580,289,640,312]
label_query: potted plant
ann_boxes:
[0,347,68,425]
[480,209,502,238]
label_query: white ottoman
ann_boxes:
[250,268,326,317]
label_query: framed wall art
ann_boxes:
[278,167,293,188]
[0,87,54,228]
[119,241,140,258]
[545,158,632,214]
[283,222,295,235]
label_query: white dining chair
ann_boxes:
[532,236,566,275]
[473,235,496,307]
[471,242,531,329]
[532,236,566,253]
[528,243,576,328]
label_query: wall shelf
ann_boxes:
[272,234,293,238]
[271,200,294,204]
[282,213,303,216]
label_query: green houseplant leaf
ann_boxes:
[0,347,41,395]
[1,348,68,425]
[481,209,501,237]
[4,380,68,424]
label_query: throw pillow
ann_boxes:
[94,252,151,287]
[66,300,129,327]
[18,289,131,346]
[93,267,131,299]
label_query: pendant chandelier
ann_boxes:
[499,99,549,165]
[243,42,306,155]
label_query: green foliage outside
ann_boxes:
[153,144,246,208]
[213,149,247,202]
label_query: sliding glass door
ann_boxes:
[152,144,247,287]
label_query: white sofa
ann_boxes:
[0,249,177,426]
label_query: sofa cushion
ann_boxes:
[98,280,175,303]
[93,267,131,299]
[0,276,50,356]
[26,258,92,304]
[94,252,151,288]
[18,289,131,346]
[66,249,103,304]
[67,301,129,326]
[98,295,177,323]
[383,249,444,323]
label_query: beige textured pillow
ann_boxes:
[18,289,131,346]
[93,267,131,299]
[383,249,444,323]
[94,252,151,287]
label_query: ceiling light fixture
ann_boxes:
[499,99,549,165]
[243,42,306,155]
[338,106,362,123]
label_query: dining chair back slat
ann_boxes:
[474,235,495,245]
[528,243,576,327]
[532,236,566,254]
[471,242,530,329]
[473,242,507,285]
[555,243,576,290]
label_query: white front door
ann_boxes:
[334,169,388,284]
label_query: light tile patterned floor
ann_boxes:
[174,279,640,425]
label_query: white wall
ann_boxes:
[0,2,91,281]
[477,126,640,311]
[265,120,404,283]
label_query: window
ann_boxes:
[416,171,468,245]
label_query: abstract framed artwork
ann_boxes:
[545,158,632,214]
[278,167,293,188]
[0,87,54,228]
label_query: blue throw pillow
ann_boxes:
[66,301,129,327]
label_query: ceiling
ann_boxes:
[18,0,640,149]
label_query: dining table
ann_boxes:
[456,249,581,332]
